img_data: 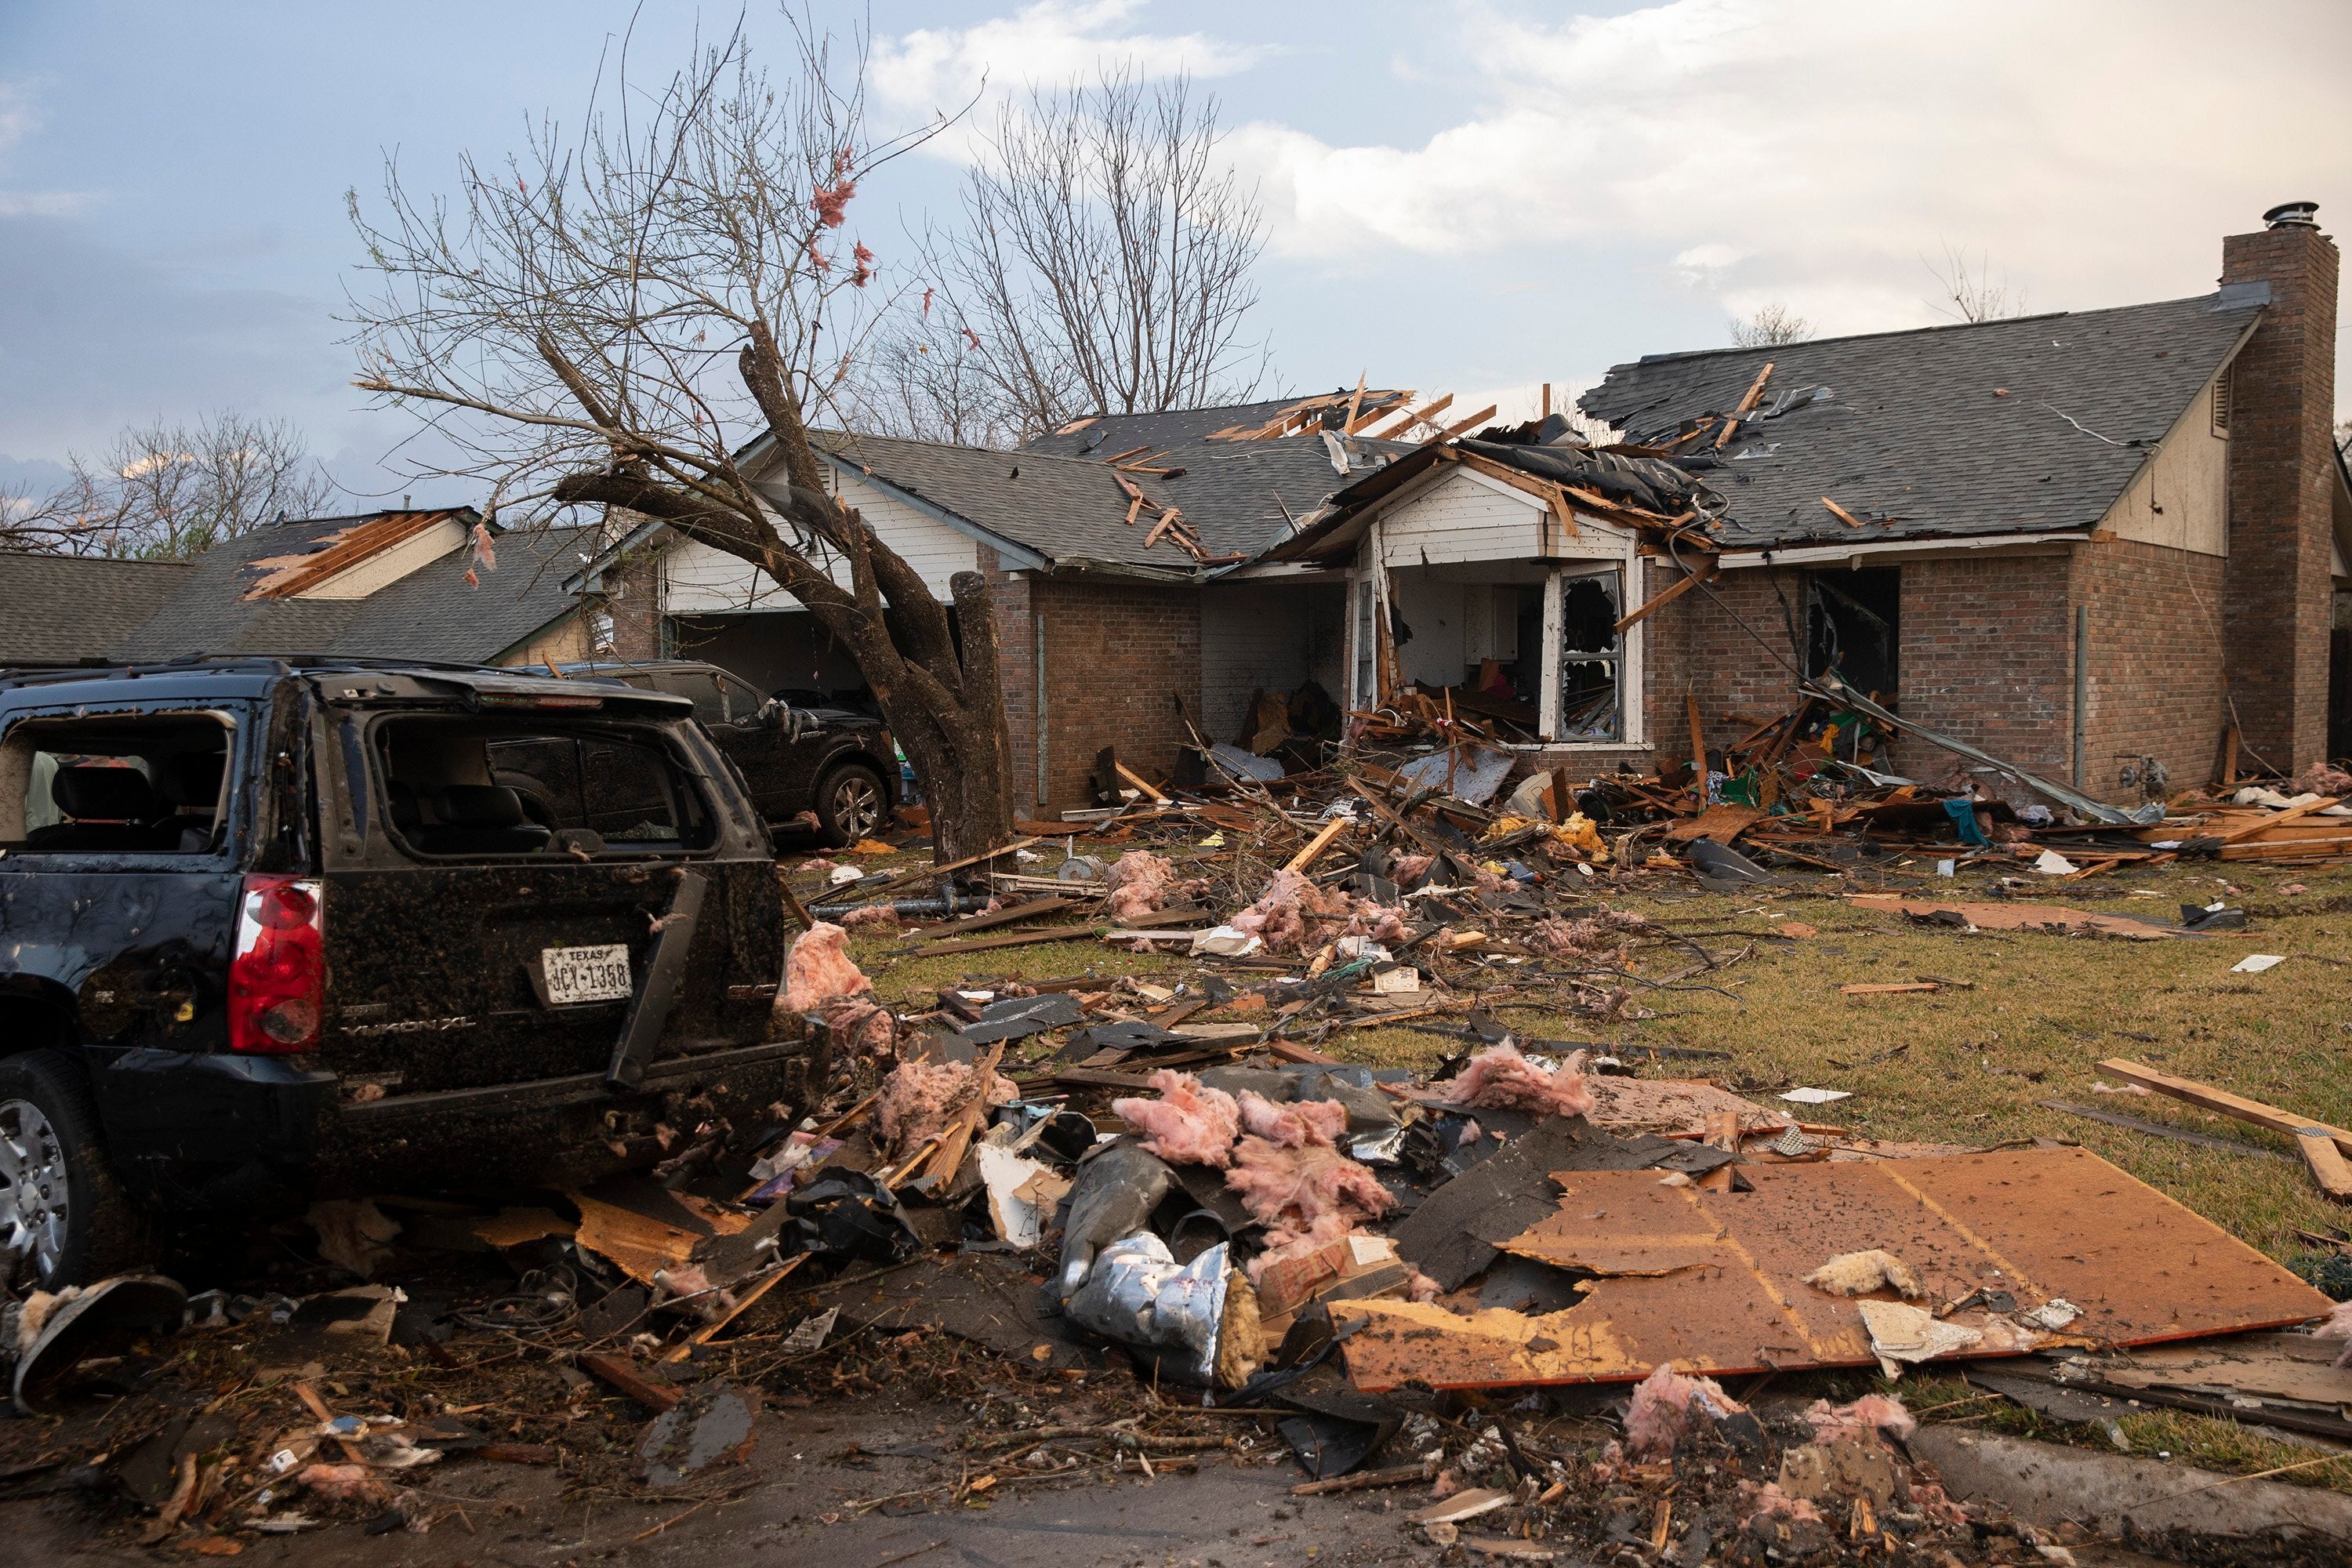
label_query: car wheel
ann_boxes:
[0,1050,151,1290]
[814,762,887,848]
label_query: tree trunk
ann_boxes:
[871,571,1016,865]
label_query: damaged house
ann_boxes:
[0,507,609,669]
[585,390,1495,814]
[1255,205,2351,800]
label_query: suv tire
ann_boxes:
[814,762,887,848]
[0,1050,153,1290]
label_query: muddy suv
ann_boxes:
[0,657,800,1287]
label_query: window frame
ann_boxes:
[0,705,245,859]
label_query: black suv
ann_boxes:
[0,658,802,1287]
[545,661,897,847]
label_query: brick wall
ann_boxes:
[985,567,1204,815]
[2221,216,2341,771]
[2069,539,2230,797]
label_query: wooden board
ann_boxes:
[1664,804,1766,844]
[1847,894,2178,940]
[2096,1058,2352,1159]
[1332,1147,2329,1392]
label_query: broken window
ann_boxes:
[0,712,233,854]
[372,717,716,858]
[1805,567,1900,702]
[1556,568,1624,742]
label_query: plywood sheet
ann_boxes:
[1333,1147,2328,1392]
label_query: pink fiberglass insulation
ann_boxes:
[1110,1069,1242,1167]
[1103,849,1176,920]
[2291,762,2352,797]
[1739,1481,1824,1525]
[1624,1362,1748,1460]
[782,922,872,1011]
[816,993,895,1058]
[839,902,901,932]
[1804,1393,1917,1444]
[1433,1042,1596,1118]
[1531,909,1648,960]
[1391,852,1434,885]
[2318,1298,2352,1366]
[1229,868,1408,953]
[1236,1090,1347,1149]
[875,1058,1016,1156]
[1225,1136,1393,1248]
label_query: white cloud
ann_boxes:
[0,84,96,219]
[871,1,1270,129]
[1230,0,2352,336]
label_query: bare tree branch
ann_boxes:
[1925,244,2031,324]
[881,67,1271,445]
[2,413,338,558]
[1729,303,1812,348]
[343,9,1017,858]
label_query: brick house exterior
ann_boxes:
[1249,208,2347,806]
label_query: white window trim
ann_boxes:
[1543,546,1645,750]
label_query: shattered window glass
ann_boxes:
[1557,571,1622,742]
[0,713,232,853]
[372,716,715,858]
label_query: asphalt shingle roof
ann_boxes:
[0,554,198,663]
[1577,290,2265,550]
[814,428,1395,575]
[108,513,591,663]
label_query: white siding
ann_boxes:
[1377,467,1544,564]
[661,471,983,613]
[2101,374,2230,557]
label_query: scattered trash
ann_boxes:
[2230,953,2286,974]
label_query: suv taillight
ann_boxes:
[228,875,324,1054]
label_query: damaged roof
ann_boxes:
[1019,389,1414,459]
[812,429,1392,578]
[1577,289,2267,551]
[107,510,593,663]
[0,553,200,663]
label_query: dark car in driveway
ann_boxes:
[0,657,803,1287]
[543,661,897,848]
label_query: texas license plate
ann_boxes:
[542,944,632,1004]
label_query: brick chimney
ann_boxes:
[2220,201,2339,774]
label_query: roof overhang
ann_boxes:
[1721,531,2093,569]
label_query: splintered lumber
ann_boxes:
[2295,1133,2352,1202]
[1715,361,1775,449]
[1282,814,1352,873]
[908,924,1100,959]
[1115,759,1171,803]
[1366,393,1454,441]
[1685,691,1707,781]
[580,1353,681,1412]
[2095,1059,2352,1160]
[1616,556,1718,635]
[850,837,1042,902]
[1821,497,1867,528]
[1435,404,1500,441]
[910,895,1080,940]
[2219,796,2343,844]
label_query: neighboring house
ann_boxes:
[1251,205,2352,797]
[585,396,1420,813]
[0,508,610,670]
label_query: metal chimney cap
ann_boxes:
[2263,201,2320,229]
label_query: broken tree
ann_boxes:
[347,27,1017,861]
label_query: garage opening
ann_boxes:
[1806,567,1900,702]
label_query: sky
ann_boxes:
[3,0,2349,508]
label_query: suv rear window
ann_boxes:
[371,716,716,858]
[0,712,233,854]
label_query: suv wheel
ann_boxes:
[815,762,887,847]
[0,1051,151,1289]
